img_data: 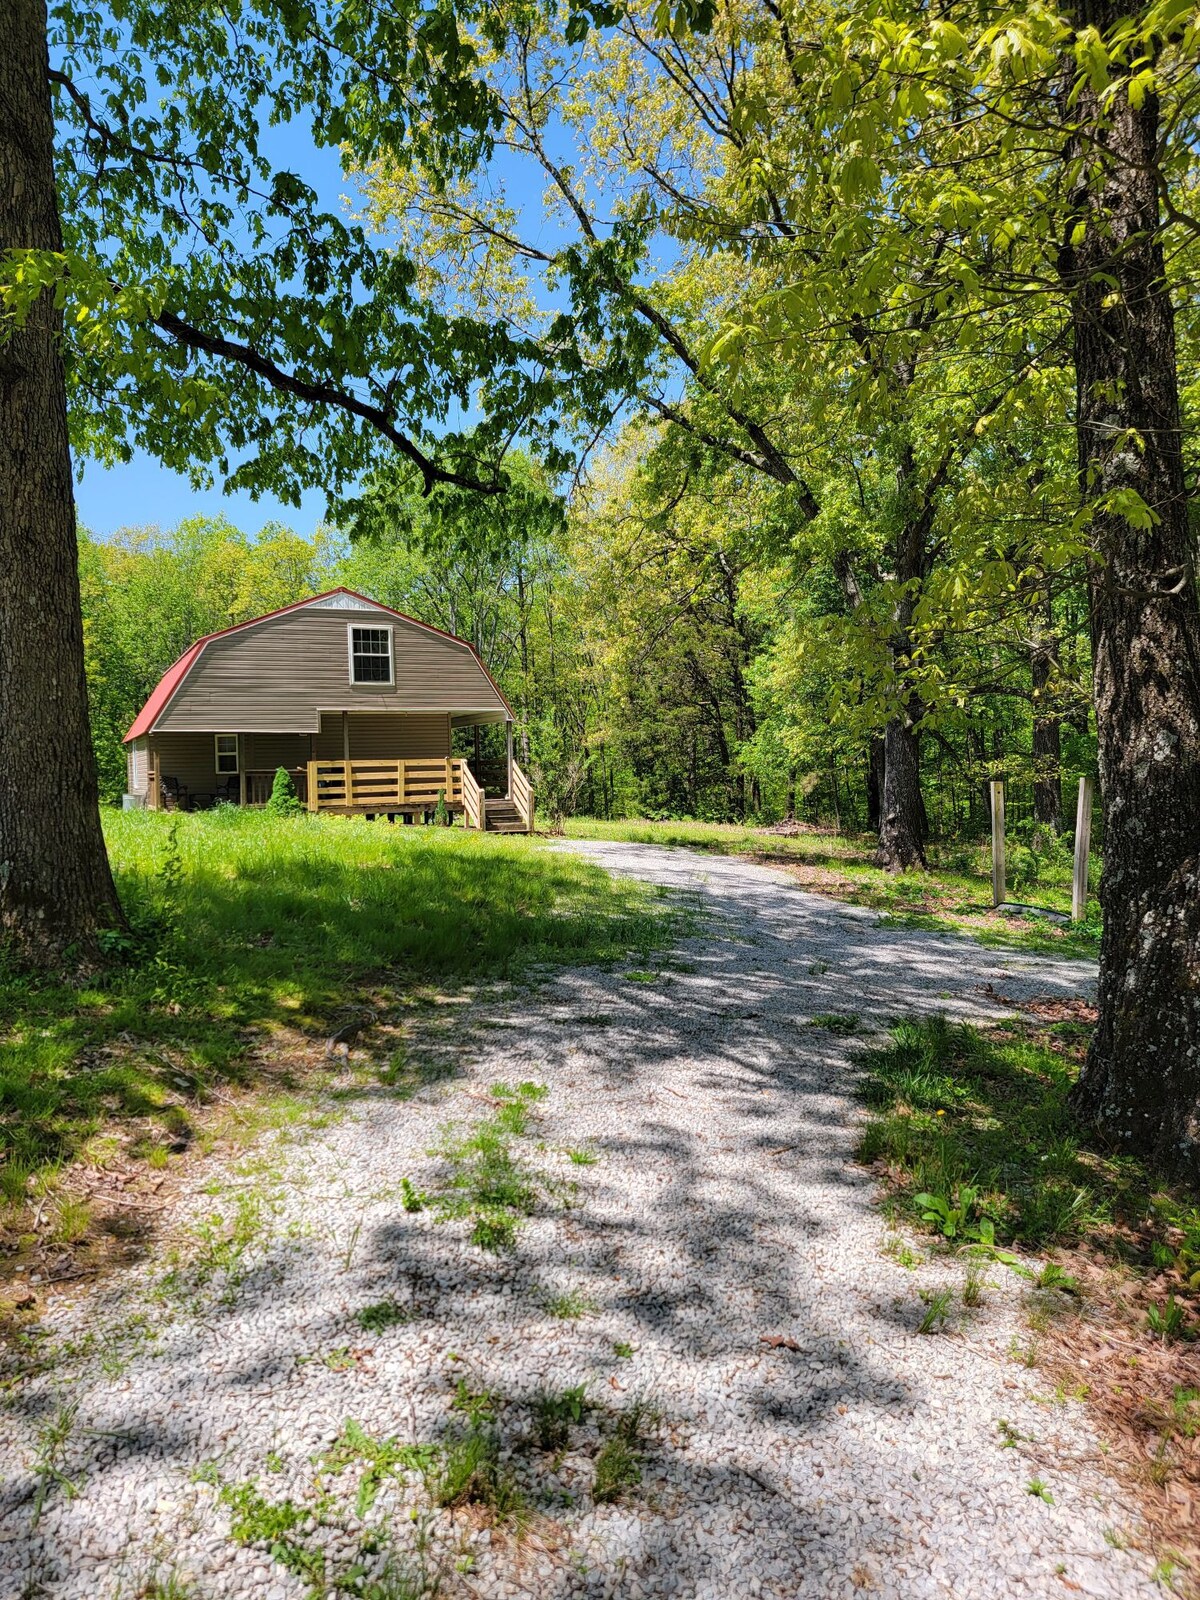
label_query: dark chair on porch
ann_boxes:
[190,776,240,810]
[158,774,189,810]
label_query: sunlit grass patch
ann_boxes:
[0,811,679,1256]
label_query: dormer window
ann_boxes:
[348,624,393,685]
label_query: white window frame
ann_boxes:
[347,622,394,686]
[214,734,240,774]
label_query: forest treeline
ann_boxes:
[80,468,1097,844]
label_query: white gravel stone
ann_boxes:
[0,840,1157,1598]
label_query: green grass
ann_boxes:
[565,817,1101,958]
[0,809,678,1215]
[857,1016,1200,1272]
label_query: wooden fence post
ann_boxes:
[307,761,319,813]
[1072,775,1094,923]
[990,779,1006,907]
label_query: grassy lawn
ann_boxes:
[564,817,1101,958]
[0,810,678,1288]
[859,1015,1200,1584]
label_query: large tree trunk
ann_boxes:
[1030,625,1063,830]
[866,736,885,831]
[0,0,125,964]
[877,716,927,871]
[1060,8,1200,1177]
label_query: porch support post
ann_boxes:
[238,733,247,807]
[342,711,350,762]
[506,720,514,799]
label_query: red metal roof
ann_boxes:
[123,587,513,742]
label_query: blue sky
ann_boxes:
[75,113,351,541]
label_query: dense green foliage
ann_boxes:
[858,1014,1200,1284]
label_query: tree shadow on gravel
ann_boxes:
[0,844,1104,1599]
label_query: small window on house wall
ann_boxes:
[349,624,394,685]
[215,734,239,774]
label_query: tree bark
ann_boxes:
[877,717,927,871]
[1059,8,1200,1177]
[1030,626,1063,830]
[0,0,125,964]
[866,736,885,831]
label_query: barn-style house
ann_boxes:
[123,589,532,832]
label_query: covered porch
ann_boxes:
[141,732,533,831]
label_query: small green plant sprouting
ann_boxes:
[1146,1296,1190,1342]
[567,1148,597,1166]
[356,1299,411,1334]
[612,1341,634,1359]
[533,1385,591,1450]
[400,1178,426,1213]
[917,1286,954,1334]
[882,1235,920,1269]
[450,1378,499,1428]
[809,1012,861,1035]
[1035,1261,1080,1294]
[962,1259,987,1308]
[912,1185,993,1243]
[541,1287,598,1320]
[593,1435,640,1503]
[218,1479,322,1585]
[423,1430,528,1528]
[997,1419,1026,1449]
[1026,1477,1054,1504]
[323,1420,437,1517]
[592,1400,658,1505]
[29,1401,81,1527]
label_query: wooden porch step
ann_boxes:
[484,799,527,833]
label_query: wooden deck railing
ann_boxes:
[306,758,467,814]
[461,762,484,830]
[511,760,535,831]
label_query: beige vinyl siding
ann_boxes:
[313,713,345,761]
[154,607,507,733]
[150,732,232,798]
[312,713,450,760]
[243,733,310,772]
[127,738,149,796]
[349,713,450,759]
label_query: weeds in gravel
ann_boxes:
[962,1259,988,1309]
[592,1436,640,1503]
[323,1420,437,1516]
[533,1385,592,1450]
[809,1013,862,1036]
[28,1399,81,1528]
[612,1341,634,1359]
[566,1148,597,1166]
[356,1299,411,1333]
[541,1287,598,1320]
[423,1083,548,1252]
[1026,1477,1054,1504]
[917,1287,954,1334]
[450,1379,500,1428]
[135,1572,199,1599]
[424,1429,528,1530]
[217,1478,323,1587]
[591,1402,658,1505]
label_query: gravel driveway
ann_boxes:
[0,840,1153,1600]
